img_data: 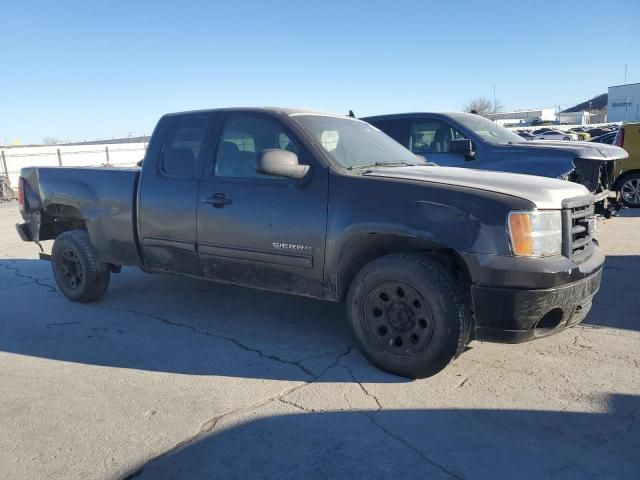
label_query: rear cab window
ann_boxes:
[161,115,209,177]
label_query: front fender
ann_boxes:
[325,200,515,300]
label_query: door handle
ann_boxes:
[203,193,232,208]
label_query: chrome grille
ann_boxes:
[562,197,595,261]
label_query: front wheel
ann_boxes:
[347,254,470,379]
[620,173,640,208]
[51,230,110,302]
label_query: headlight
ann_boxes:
[508,211,562,256]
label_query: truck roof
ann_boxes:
[162,106,348,118]
[362,112,477,122]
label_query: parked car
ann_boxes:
[569,129,591,141]
[362,112,625,213]
[614,122,640,207]
[516,131,536,141]
[17,107,605,379]
[534,130,579,141]
[589,132,617,145]
[587,127,617,138]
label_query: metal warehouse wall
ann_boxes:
[608,83,640,122]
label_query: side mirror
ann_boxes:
[449,139,475,159]
[257,149,310,180]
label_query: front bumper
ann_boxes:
[462,246,605,343]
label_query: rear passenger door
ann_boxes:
[138,114,213,275]
[196,113,329,297]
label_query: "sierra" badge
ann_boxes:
[272,242,312,251]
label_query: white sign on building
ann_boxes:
[608,82,640,122]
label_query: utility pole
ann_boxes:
[493,85,497,120]
[626,96,630,122]
[625,64,628,84]
[1,151,7,177]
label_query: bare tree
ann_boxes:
[464,96,504,119]
[42,136,61,145]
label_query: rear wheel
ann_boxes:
[51,230,110,302]
[347,254,470,379]
[620,173,640,208]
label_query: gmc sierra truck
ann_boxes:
[363,112,626,214]
[16,108,604,378]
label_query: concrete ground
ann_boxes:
[0,201,638,480]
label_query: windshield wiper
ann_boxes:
[347,161,423,170]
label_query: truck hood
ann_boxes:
[506,140,628,161]
[364,166,590,209]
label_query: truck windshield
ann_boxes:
[449,113,524,145]
[292,114,426,170]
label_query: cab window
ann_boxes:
[214,116,300,179]
[409,120,469,154]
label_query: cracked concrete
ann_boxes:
[0,260,58,292]
[94,304,319,379]
[1,202,640,479]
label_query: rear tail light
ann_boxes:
[18,177,25,213]
[614,128,624,147]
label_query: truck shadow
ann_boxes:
[0,258,398,383]
[126,393,640,480]
[0,254,637,381]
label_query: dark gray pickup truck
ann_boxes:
[364,112,626,214]
[16,108,604,378]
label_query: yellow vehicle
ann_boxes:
[570,129,591,141]
[615,123,640,207]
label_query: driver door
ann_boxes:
[196,113,329,298]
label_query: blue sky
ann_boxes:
[1,0,638,144]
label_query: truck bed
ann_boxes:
[20,166,142,266]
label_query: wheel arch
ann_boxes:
[333,232,472,302]
[37,203,88,241]
[614,169,640,190]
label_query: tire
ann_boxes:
[347,254,470,379]
[619,173,640,208]
[51,230,110,302]
[563,136,571,141]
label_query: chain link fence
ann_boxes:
[0,143,147,198]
